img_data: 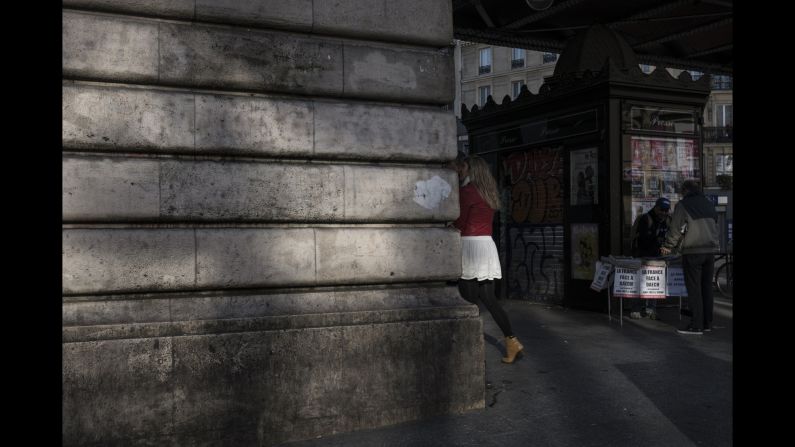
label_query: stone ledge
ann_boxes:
[62,228,462,294]
[62,1,452,47]
[64,284,468,325]
[63,0,195,19]
[63,306,478,343]
[63,317,485,445]
[62,155,459,222]
[62,82,457,160]
[63,10,454,104]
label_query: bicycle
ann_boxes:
[714,252,733,298]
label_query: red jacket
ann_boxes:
[453,183,495,236]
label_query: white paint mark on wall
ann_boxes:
[161,275,177,284]
[413,176,451,210]
[350,52,418,89]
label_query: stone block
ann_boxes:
[62,285,471,328]
[64,82,458,160]
[195,0,313,30]
[62,337,175,445]
[62,229,195,294]
[343,165,458,221]
[195,228,316,288]
[63,319,483,445]
[62,83,195,152]
[63,0,194,18]
[313,0,453,46]
[314,101,457,161]
[193,93,314,156]
[160,161,345,221]
[158,22,344,95]
[63,297,172,327]
[315,227,460,284]
[343,43,454,104]
[62,11,159,82]
[63,156,458,222]
[62,156,160,220]
[168,319,483,445]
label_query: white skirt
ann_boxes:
[461,236,502,281]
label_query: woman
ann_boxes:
[452,155,524,364]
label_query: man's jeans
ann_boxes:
[682,253,715,330]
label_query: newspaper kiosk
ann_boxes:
[461,24,711,310]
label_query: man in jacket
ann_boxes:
[660,180,719,335]
[630,197,672,319]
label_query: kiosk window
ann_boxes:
[624,136,700,225]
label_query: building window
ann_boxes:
[715,154,733,176]
[511,80,525,99]
[542,52,558,63]
[639,64,655,74]
[688,70,703,80]
[714,153,733,189]
[703,126,732,143]
[704,148,732,189]
[711,75,733,90]
[715,104,733,127]
[479,85,491,106]
[479,48,492,74]
[511,48,525,68]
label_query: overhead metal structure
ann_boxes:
[453,0,733,75]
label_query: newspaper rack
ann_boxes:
[590,255,687,327]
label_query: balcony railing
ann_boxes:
[703,126,733,143]
[542,53,558,63]
[711,77,733,90]
[511,59,525,69]
[479,65,491,74]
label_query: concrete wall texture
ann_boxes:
[62,1,485,445]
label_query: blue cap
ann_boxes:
[655,197,671,210]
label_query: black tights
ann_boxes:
[458,279,513,337]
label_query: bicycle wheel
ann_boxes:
[715,262,733,298]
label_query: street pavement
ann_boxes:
[281,294,733,447]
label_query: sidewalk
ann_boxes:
[281,296,733,447]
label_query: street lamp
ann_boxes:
[526,0,554,11]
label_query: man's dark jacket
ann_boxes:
[637,211,671,257]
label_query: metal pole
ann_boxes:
[607,272,612,323]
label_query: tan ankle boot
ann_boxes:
[502,336,524,363]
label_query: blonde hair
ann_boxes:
[465,156,501,210]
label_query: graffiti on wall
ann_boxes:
[500,147,565,301]
[506,225,564,301]
[570,223,598,280]
[503,147,564,224]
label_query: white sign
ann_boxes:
[666,266,688,296]
[590,261,613,292]
[413,176,452,210]
[639,264,666,299]
[613,267,640,298]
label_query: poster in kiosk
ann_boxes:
[613,261,667,299]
